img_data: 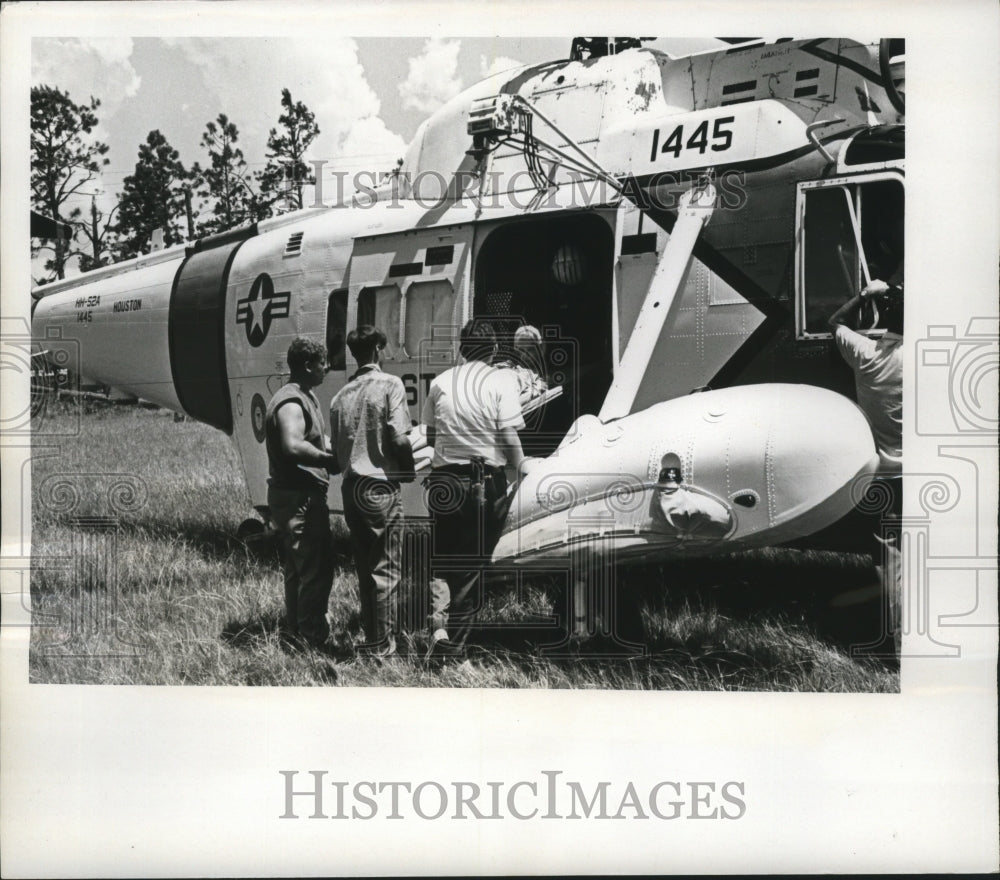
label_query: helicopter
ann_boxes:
[31,37,905,632]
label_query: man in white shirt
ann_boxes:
[829,276,904,656]
[421,320,525,658]
[829,282,903,474]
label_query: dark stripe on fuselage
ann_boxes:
[168,237,249,434]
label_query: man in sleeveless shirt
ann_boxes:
[265,337,339,650]
[329,326,415,658]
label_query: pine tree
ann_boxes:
[259,88,320,213]
[193,113,263,234]
[30,85,110,280]
[116,130,190,258]
[77,197,121,272]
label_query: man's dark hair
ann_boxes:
[347,325,387,364]
[876,288,904,335]
[286,337,327,372]
[459,319,496,362]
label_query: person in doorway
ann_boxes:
[829,280,903,472]
[329,325,415,659]
[829,274,904,655]
[421,320,526,659]
[265,337,339,652]
[495,324,548,403]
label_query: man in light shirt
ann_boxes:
[829,274,903,655]
[829,281,903,474]
[329,326,415,658]
[421,320,525,659]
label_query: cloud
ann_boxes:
[32,38,141,115]
[337,117,407,168]
[165,38,408,172]
[398,38,463,113]
[480,55,524,80]
[30,40,125,238]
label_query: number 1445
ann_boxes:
[650,115,735,162]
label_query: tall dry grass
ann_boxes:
[29,398,898,691]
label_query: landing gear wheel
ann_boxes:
[237,516,279,559]
[236,518,265,542]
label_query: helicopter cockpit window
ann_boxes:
[357,285,402,361]
[404,281,455,358]
[795,173,904,340]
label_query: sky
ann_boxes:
[31,36,722,275]
[32,37,721,214]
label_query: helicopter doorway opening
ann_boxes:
[473,213,615,455]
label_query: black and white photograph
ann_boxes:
[24,32,912,688]
[2,1,997,875]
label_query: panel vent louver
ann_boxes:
[284,231,304,257]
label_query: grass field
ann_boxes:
[28,397,899,690]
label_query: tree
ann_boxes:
[259,88,320,213]
[193,113,263,235]
[30,85,110,280]
[115,130,190,258]
[78,196,122,272]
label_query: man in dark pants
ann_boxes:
[329,326,415,658]
[421,320,525,659]
[265,337,339,651]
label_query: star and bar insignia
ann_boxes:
[236,273,291,347]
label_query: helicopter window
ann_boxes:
[795,173,904,340]
[404,281,455,358]
[799,186,857,336]
[326,289,348,372]
[357,285,402,360]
